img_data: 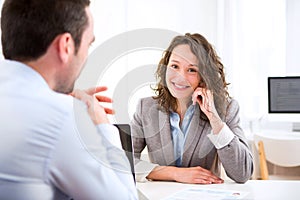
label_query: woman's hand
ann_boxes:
[70,86,114,125]
[192,88,224,134]
[174,166,224,184]
[147,166,224,184]
[192,88,215,117]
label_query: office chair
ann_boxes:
[254,133,300,180]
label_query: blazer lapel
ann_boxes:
[158,109,176,166]
[181,105,208,166]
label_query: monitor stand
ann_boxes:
[292,122,300,132]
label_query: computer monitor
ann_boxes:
[268,76,300,131]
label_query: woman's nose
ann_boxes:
[176,68,187,78]
[173,68,188,82]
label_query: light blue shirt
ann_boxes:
[0,60,137,200]
[170,105,195,167]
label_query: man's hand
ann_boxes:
[71,86,114,125]
[83,86,114,114]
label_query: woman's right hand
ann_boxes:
[173,166,224,184]
[147,166,224,184]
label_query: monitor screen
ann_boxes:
[268,76,300,113]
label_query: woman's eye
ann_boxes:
[188,68,198,73]
[170,65,178,69]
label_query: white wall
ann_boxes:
[89,0,218,49]
[1,0,300,128]
[286,0,300,75]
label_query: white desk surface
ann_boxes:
[137,180,300,200]
[255,129,300,140]
[246,129,300,141]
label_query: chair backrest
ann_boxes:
[257,140,269,180]
[114,124,135,182]
[254,134,300,167]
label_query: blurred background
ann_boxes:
[1,0,299,133]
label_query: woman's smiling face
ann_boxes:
[166,44,200,101]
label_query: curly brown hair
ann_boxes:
[153,33,230,121]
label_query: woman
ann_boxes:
[131,33,253,184]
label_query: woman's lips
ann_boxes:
[172,82,190,90]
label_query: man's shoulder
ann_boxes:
[34,90,79,119]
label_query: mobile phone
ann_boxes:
[197,95,203,102]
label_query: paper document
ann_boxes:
[162,187,249,200]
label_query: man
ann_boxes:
[0,0,137,199]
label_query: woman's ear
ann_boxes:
[57,33,75,64]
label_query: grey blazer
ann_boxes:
[131,97,253,183]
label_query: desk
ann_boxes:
[137,180,300,200]
[255,129,300,140]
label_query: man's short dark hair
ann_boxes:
[1,0,90,61]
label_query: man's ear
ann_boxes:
[57,33,75,64]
